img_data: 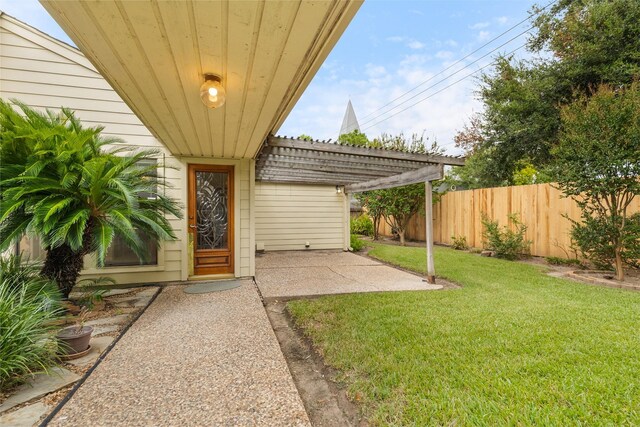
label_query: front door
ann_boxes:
[188,164,234,275]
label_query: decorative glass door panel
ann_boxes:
[188,165,234,275]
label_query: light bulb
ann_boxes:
[200,74,226,108]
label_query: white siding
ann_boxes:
[255,183,346,251]
[0,14,255,283]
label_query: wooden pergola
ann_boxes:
[256,136,465,283]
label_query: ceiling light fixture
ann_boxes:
[200,74,226,109]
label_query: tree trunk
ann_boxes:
[373,215,380,240]
[614,247,625,281]
[41,244,85,299]
[398,229,406,246]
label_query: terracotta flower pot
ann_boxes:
[57,325,93,355]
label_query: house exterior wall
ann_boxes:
[0,14,256,283]
[255,182,347,251]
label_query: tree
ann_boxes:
[297,134,313,141]
[342,132,443,245]
[355,191,384,240]
[0,101,182,297]
[337,129,370,146]
[378,185,425,246]
[550,83,640,281]
[459,0,640,187]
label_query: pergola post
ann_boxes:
[424,180,436,284]
[343,187,350,251]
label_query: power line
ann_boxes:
[357,0,556,123]
[358,29,531,128]
[362,42,527,132]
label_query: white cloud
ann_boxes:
[386,36,425,51]
[469,21,490,30]
[278,53,482,155]
[435,51,454,60]
[477,31,491,42]
[496,16,509,25]
[407,40,425,50]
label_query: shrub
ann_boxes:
[451,235,469,250]
[481,213,532,260]
[350,234,365,252]
[0,255,63,391]
[570,212,640,271]
[350,214,374,236]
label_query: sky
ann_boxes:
[0,0,540,155]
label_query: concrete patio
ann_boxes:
[255,250,443,298]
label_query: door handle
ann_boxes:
[189,224,196,229]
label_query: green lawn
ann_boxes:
[288,243,640,426]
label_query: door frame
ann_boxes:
[187,163,235,276]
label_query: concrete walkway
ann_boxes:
[50,282,309,427]
[256,250,443,298]
[50,251,441,426]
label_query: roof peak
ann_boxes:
[339,100,360,136]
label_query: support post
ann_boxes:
[424,180,436,284]
[343,188,350,251]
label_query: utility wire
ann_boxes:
[358,29,531,128]
[362,42,527,132]
[357,0,555,123]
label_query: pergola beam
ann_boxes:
[267,136,466,166]
[259,146,430,170]
[345,164,444,193]
[259,159,400,178]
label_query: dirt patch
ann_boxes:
[566,270,640,290]
[264,300,366,427]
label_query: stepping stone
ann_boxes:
[92,324,120,336]
[0,402,49,427]
[69,288,132,301]
[66,336,115,367]
[110,287,157,302]
[134,287,158,298]
[103,288,135,297]
[85,314,131,327]
[113,297,152,308]
[0,368,79,413]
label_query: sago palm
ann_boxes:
[0,100,182,298]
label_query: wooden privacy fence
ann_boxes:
[377,183,640,259]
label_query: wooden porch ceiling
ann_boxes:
[256,136,466,188]
[41,0,362,159]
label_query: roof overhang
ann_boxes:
[256,136,466,190]
[41,0,363,159]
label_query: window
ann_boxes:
[104,158,160,267]
[16,235,46,262]
[104,232,158,267]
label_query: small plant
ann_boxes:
[350,214,374,236]
[0,255,63,391]
[72,307,91,333]
[451,235,469,250]
[350,234,365,252]
[74,277,114,309]
[481,213,532,260]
